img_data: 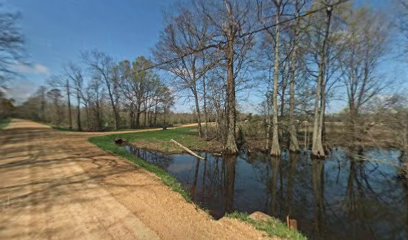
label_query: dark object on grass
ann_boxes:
[114,138,126,145]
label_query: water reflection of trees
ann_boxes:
[224,154,237,213]
[126,146,174,169]
[187,153,237,218]
[342,147,408,239]
[269,156,280,215]
[287,153,299,216]
[312,158,325,239]
[129,145,408,239]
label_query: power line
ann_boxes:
[142,0,350,72]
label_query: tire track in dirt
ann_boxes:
[0,119,272,240]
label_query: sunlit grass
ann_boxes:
[93,127,219,153]
[226,212,308,240]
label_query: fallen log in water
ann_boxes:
[170,139,204,160]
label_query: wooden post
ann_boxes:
[286,215,298,231]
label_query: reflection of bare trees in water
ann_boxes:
[187,153,237,218]
[223,155,237,213]
[312,159,325,238]
[253,153,303,218]
[191,158,200,201]
[344,149,382,238]
[125,145,408,239]
[126,146,174,169]
[270,156,280,215]
[197,155,224,209]
[287,154,299,216]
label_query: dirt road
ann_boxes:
[0,119,269,240]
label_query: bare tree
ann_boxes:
[47,88,64,126]
[65,63,85,131]
[197,0,256,154]
[154,6,216,137]
[86,75,105,131]
[0,90,15,119]
[340,8,389,149]
[311,2,333,158]
[287,0,309,152]
[47,75,73,130]
[258,0,290,156]
[0,5,24,85]
[83,50,121,130]
[397,0,408,52]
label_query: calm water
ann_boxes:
[125,145,408,240]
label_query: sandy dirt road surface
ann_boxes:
[0,119,270,240]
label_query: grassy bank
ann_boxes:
[89,129,192,202]
[89,127,306,239]
[92,127,222,154]
[0,118,10,130]
[227,212,307,240]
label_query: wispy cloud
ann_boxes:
[13,63,50,76]
[3,79,37,104]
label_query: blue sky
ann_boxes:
[6,0,175,102]
[4,0,407,112]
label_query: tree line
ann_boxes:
[2,0,408,160]
[16,52,178,131]
[151,0,396,157]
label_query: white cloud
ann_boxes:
[3,79,37,104]
[13,63,50,76]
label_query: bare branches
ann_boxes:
[0,6,24,84]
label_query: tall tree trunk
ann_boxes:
[76,93,82,131]
[288,10,300,152]
[84,103,90,130]
[154,101,158,127]
[129,103,135,128]
[136,110,141,128]
[193,86,203,137]
[105,81,120,130]
[289,75,299,152]
[271,8,281,156]
[136,106,141,129]
[225,35,238,154]
[266,102,271,151]
[144,102,148,127]
[203,74,208,139]
[66,80,72,130]
[312,6,332,158]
